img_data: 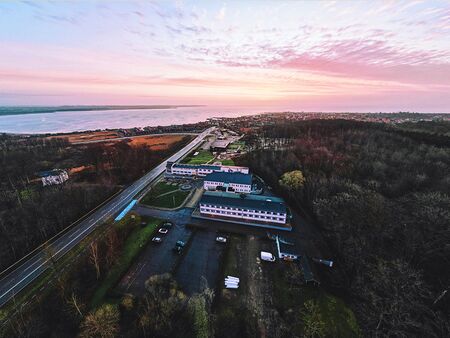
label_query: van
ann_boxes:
[260,251,276,262]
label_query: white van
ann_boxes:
[260,251,276,262]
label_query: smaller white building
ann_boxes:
[38,169,69,186]
[203,171,252,193]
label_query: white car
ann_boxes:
[158,228,169,234]
[216,236,227,243]
[152,237,162,243]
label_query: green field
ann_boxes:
[183,149,215,164]
[141,181,190,209]
[91,217,161,307]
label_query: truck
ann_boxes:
[260,251,276,262]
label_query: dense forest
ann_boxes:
[0,134,192,271]
[238,120,450,337]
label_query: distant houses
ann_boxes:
[37,169,69,186]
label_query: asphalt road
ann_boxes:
[0,127,215,308]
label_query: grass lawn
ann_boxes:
[220,159,235,166]
[183,149,215,164]
[142,190,190,209]
[90,218,161,307]
[141,180,190,209]
[149,181,178,196]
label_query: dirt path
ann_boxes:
[244,236,287,338]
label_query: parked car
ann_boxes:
[152,237,162,243]
[216,236,227,243]
[162,222,173,228]
[173,240,185,254]
[158,228,169,234]
[260,251,276,262]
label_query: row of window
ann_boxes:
[201,204,283,216]
[200,208,285,221]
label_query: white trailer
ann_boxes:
[226,276,240,281]
[260,251,276,262]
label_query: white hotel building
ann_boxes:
[203,171,252,193]
[166,162,249,178]
[199,191,288,225]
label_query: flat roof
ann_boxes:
[204,171,252,185]
[172,163,221,170]
[200,191,287,214]
[211,140,231,148]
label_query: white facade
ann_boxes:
[168,163,249,177]
[199,203,287,224]
[219,165,249,174]
[203,180,251,193]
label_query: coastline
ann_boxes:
[0,105,205,117]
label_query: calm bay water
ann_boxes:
[0,105,282,134]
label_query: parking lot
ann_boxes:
[118,219,231,296]
[118,222,192,295]
[175,229,226,294]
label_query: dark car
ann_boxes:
[173,240,185,254]
[162,222,173,228]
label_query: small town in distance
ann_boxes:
[1,0,449,336]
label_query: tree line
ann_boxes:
[238,119,449,337]
[0,134,192,271]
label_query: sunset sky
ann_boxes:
[0,0,449,111]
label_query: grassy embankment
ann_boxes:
[141,181,190,209]
[90,217,161,307]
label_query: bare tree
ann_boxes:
[89,242,101,280]
[66,291,84,318]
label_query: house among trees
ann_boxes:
[37,169,69,186]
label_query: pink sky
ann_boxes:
[0,0,449,112]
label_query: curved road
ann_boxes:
[0,127,215,308]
